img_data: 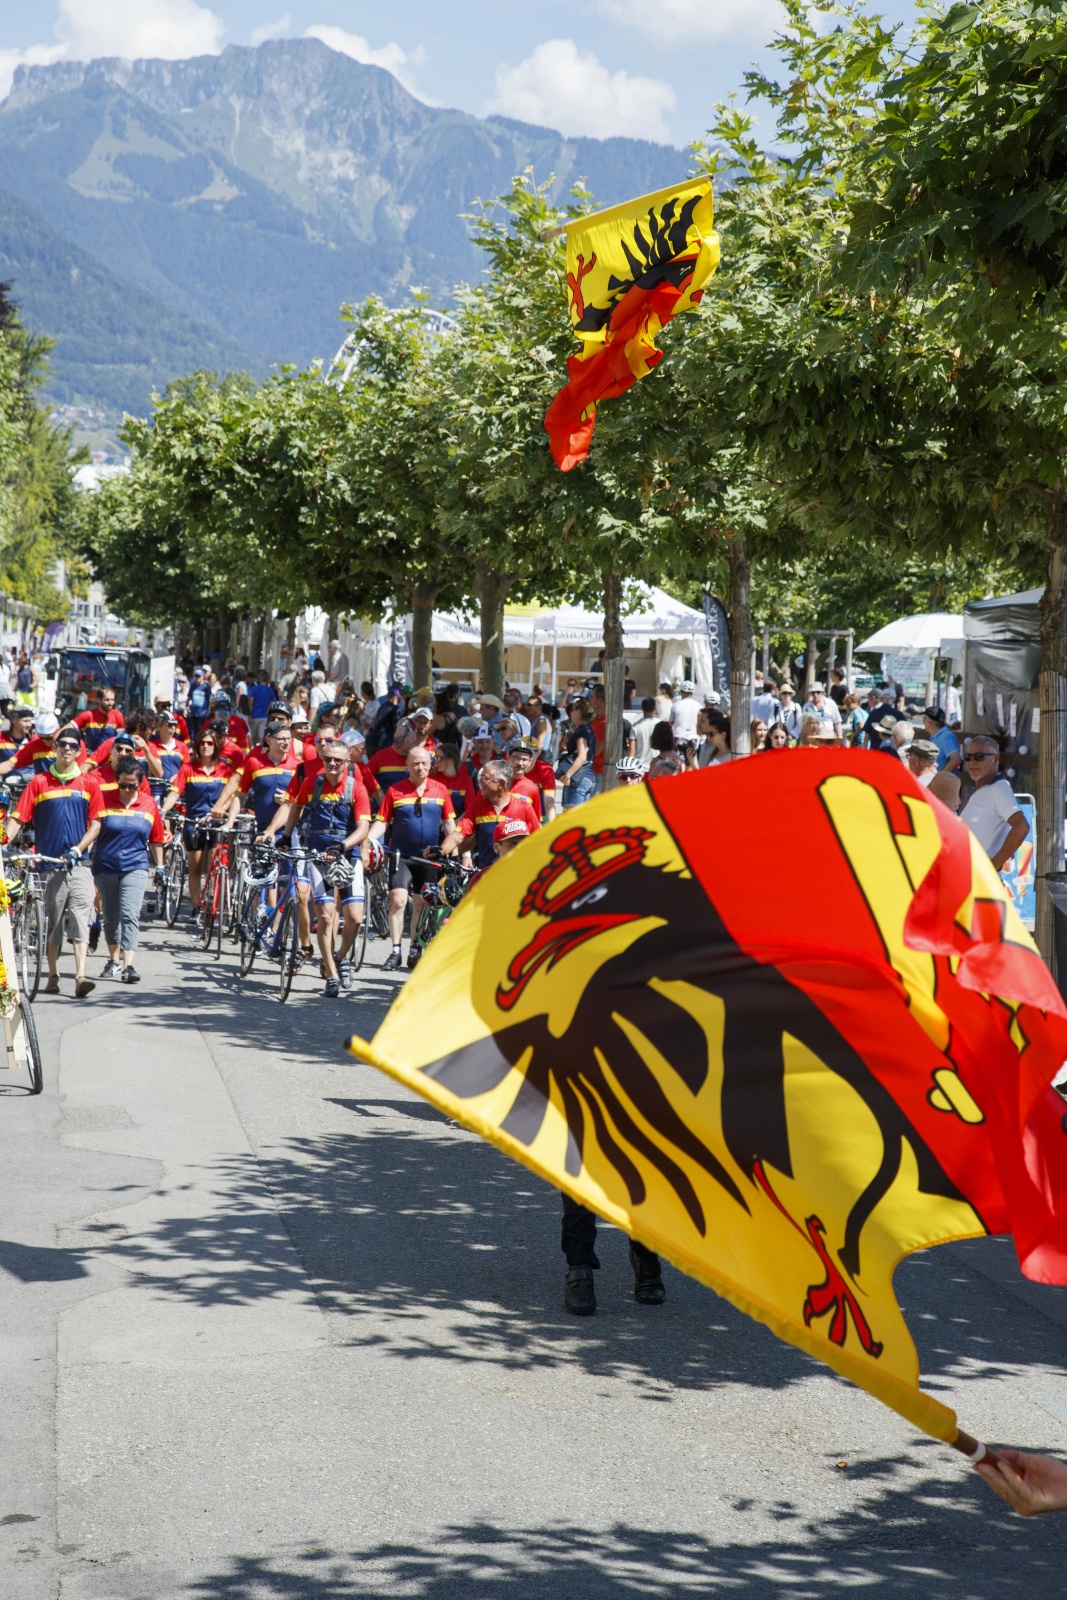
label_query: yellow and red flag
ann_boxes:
[543,178,720,471]
[349,753,1067,1445]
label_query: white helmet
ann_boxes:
[615,755,646,774]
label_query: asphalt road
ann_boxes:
[1,914,1066,1599]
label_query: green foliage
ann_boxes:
[0,286,86,620]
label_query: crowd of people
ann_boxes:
[0,640,1030,1000]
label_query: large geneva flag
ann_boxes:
[544,179,720,470]
[350,753,1067,1444]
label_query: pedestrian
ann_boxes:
[245,670,277,746]
[694,708,732,768]
[557,698,596,807]
[5,727,102,997]
[750,717,768,752]
[648,752,686,778]
[669,679,700,742]
[922,705,961,773]
[309,670,334,713]
[629,697,658,764]
[777,683,804,741]
[960,738,1030,870]
[840,692,866,745]
[907,738,961,811]
[799,715,824,747]
[93,755,165,984]
[764,723,791,750]
[186,667,212,745]
[829,667,848,706]
[890,720,914,762]
[751,680,780,724]
[654,681,674,721]
[802,682,842,737]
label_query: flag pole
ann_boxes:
[538,225,567,242]
[951,1429,999,1465]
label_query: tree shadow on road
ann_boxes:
[66,1106,1067,1410]
[180,1460,1067,1598]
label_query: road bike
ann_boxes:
[225,814,259,943]
[402,853,473,969]
[197,823,241,960]
[161,804,187,926]
[4,852,57,1002]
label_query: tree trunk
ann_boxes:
[728,535,753,756]
[477,568,509,698]
[602,565,625,792]
[1036,494,1067,970]
[411,581,438,696]
[285,612,297,673]
[249,607,265,673]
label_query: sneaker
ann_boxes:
[100,959,120,980]
[384,950,403,972]
[338,958,353,991]
[323,976,340,999]
[120,966,141,984]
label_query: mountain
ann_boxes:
[0,185,255,414]
[0,41,687,412]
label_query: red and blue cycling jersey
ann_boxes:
[368,747,412,797]
[168,760,234,818]
[458,792,540,870]
[239,748,300,831]
[74,707,125,753]
[378,777,454,857]
[15,735,88,775]
[93,791,165,874]
[288,771,371,851]
[13,771,102,864]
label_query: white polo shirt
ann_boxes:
[960,778,1021,862]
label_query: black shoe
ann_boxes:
[629,1243,666,1305]
[384,950,403,971]
[120,966,141,984]
[407,946,421,970]
[565,1265,597,1316]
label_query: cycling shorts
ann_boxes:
[388,852,443,896]
[183,821,215,853]
[297,854,364,908]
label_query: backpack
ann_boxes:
[311,771,356,813]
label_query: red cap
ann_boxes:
[494,817,529,845]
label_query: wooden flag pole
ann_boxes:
[951,1429,1000,1466]
[538,225,567,242]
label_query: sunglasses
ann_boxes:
[56,741,80,751]
[616,772,643,784]
[965,753,995,763]
[322,757,346,765]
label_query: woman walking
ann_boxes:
[94,755,166,984]
[161,728,235,917]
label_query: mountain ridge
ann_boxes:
[0,41,688,415]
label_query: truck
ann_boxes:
[53,645,153,721]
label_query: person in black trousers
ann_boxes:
[561,1195,665,1314]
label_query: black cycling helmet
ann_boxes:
[212,692,232,710]
[267,700,291,719]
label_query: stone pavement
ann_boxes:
[1,914,1066,1598]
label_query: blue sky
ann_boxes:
[1,0,918,147]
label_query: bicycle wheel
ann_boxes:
[350,902,369,972]
[199,867,217,951]
[238,887,261,977]
[215,867,228,961]
[370,877,390,939]
[277,900,299,1002]
[19,890,43,1001]
[164,848,186,926]
[21,996,43,1095]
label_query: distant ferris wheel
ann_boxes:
[325,306,458,388]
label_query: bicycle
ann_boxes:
[161,805,187,927]
[4,852,60,1002]
[197,823,240,960]
[402,853,473,968]
[236,838,281,979]
[225,814,259,943]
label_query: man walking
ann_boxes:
[6,728,103,997]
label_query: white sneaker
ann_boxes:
[100,959,120,980]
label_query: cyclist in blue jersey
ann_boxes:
[160,728,237,916]
[268,739,372,997]
[366,744,456,971]
[93,755,166,984]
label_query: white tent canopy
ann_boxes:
[857,613,964,654]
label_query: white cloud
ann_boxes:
[0,0,224,101]
[303,25,425,96]
[600,0,784,44]
[0,44,66,103]
[487,39,675,143]
[251,14,292,46]
[55,0,224,60]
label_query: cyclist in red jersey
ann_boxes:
[504,738,556,823]
[368,719,419,797]
[434,743,475,821]
[443,760,540,871]
[91,708,163,783]
[366,745,456,971]
[73,685,125,753]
